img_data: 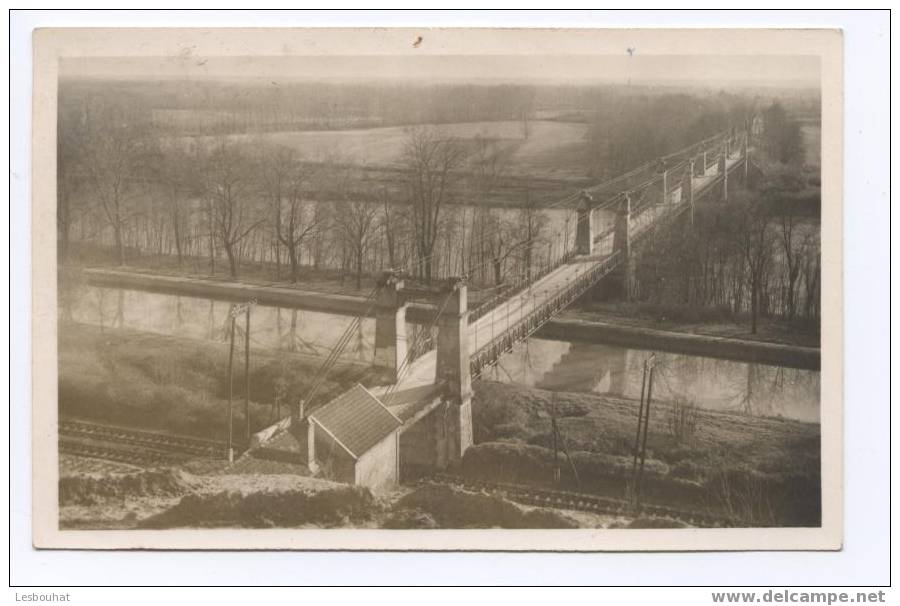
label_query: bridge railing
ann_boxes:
[468,247,577,323]
[470,250,623,378]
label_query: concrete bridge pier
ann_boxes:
[434,277,473,467]
[575,191,595,255]
[373,270,408,382]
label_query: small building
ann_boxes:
[307,384,402,492]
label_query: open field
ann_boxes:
[190,119,591,181]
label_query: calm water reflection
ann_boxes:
[481,338,820,423]
[61,283,820,422]
[61,283,376,363]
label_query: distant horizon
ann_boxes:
[60,54,820,90]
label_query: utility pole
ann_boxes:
[227,299,256,461]
[551,395,561,484]
[630,353,656,508]
[244,305,252,443]
[226,313,236,464]
[630,357,649,482]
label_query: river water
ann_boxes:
[61,283,820,423]
[478,338,819,423]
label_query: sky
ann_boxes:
[60,54,820,88]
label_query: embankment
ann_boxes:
[539,318,820,370]
[79,267,438,323]
[469,380,822,527]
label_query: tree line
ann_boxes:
[629,103,820,334]
[59,79,537,136]
[58,85,773,293]
[58,98,564,289]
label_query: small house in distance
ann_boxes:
[307,384,402,492]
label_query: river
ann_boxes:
[60,283,820,423]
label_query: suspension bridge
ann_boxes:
[255,128,755,491]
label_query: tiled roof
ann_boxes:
[309,384,401,459]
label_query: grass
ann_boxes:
[58,323,386,441]
[139,483,376,529]
[192,119,590,180]
[468,380,821,526]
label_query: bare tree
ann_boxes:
[260,147,320,282]
[479,210,539,286]
[778,207,801,321]
[333,180,379,290]
[57,103,87,264]
[518,192,548,280]
[736,194,775,334]
[379,187,409,271]
[80,102,155,265]
[202,142,264,278]
[401,127,468,284]
[146,141,198,268]
[800,233,821,322]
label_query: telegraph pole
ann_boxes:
[551,395,561,485]
[630,353,656,508]
[636,353,656,509]
[227,299,256,461]
[244,304,251,442]
[226,313,236,463]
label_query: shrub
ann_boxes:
[667,399,700,443]
[139,485,376,528]
[59,468,195,506]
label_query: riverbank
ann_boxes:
[540,317,820,370]
[467,381,821,527]
[58,323,387,441]
[561,302,820,349]
[64,257,491,324]
[65,241,383,295]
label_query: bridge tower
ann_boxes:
[741,131,750,182]
[683,159,695,225]
[718,144,729,202]
[575,191,595,255]
[435,277,473,467]
[373,270,408,383]
[697,151,708,177]
[658,165,669,205]
[610,192,635,300]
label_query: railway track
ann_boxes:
[58,438,189,468]
[59,419,240,464]
[430,474,736,528]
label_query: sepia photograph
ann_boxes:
[30,26,843,551]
